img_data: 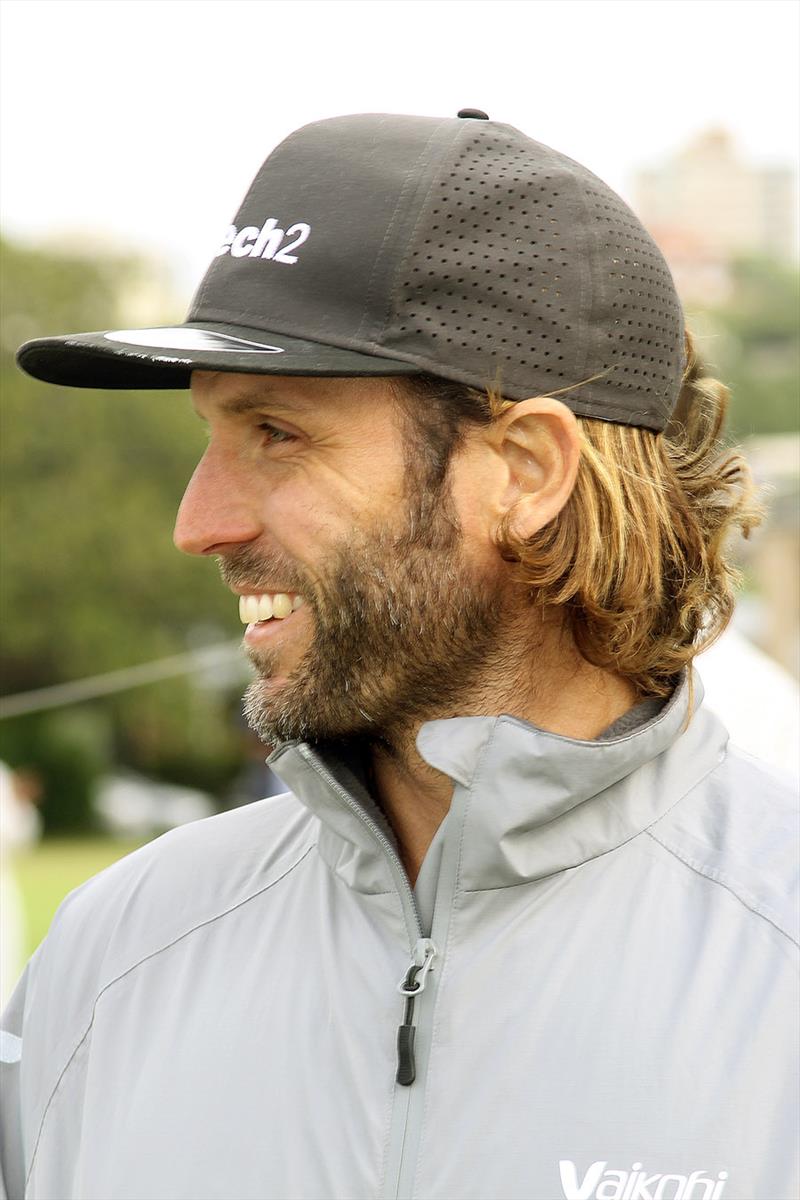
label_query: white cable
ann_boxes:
[0,641,246,719]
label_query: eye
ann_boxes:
[256,421,295,446]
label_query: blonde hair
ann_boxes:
[401,327,764,699]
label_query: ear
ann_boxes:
[492,397,581,542]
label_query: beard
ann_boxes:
[221,476,513,749]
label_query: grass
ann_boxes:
[12,836,147,958]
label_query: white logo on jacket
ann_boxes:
[559,1160,728,1200]
[216,217,311,265]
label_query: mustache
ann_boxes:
[216,546,308,595]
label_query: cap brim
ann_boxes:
[16,321,424,389]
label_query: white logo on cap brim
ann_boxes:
[103,328,286,354]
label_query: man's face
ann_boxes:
[175,372,512,745]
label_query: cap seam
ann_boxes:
[564,155,594,389]
[378,119,480,346]
[355,118,454,345]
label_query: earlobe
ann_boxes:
[495,398,580,544]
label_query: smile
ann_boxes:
[238,593,305,624]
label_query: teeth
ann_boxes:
[271,593,292,619]
[237,593,303,625]
[238,596,259,624]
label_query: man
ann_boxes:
[2,112,797,1200]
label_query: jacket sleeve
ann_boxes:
[0,952,40,1200]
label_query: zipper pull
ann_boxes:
[395,939,436,1086]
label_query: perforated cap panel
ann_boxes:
[383,122,686,429]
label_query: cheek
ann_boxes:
[255,477,345,566]
[275,456,407,534]
[266,496,324,549]
[448,463,500,571]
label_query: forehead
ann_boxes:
[190,371,399,421]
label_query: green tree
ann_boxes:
[0,238,245,827]
[693,254,800,439]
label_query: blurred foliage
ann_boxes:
[0,708,111,833]
[688,254,800,439]
[0,238,245,828]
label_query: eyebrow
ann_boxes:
[221,393,302,416]
[193,390,311,420]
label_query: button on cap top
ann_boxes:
[457,108,489,120]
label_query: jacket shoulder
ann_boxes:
[2,791,317,1195]
[52,788,315,973]
[647,743,799,947]
[18,792,317,1076]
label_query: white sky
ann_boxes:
[1,0,798,293]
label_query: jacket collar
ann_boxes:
[269,670,728,896]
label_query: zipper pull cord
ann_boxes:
[395,939,436,1087]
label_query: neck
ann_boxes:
[367,619,641,885]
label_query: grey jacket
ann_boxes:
[1,673,798,1200]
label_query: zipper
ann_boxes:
[296,745,442,1199]
[395,938,437,1085]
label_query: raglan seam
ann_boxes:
[24,841,317,1189]
[318,852,394,897]
[644,827,799,949]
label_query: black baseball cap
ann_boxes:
[17,110,686,431]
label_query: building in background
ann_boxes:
[737,434,800,680]
[633,128,798,306]
[631,128,800,686]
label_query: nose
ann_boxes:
[173,446,262,556]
